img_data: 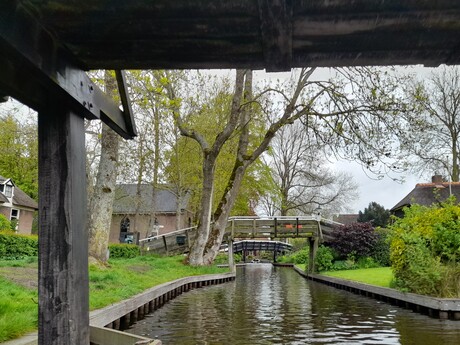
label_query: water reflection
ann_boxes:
[127,264,460,344]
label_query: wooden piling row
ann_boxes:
[99,274,236,331]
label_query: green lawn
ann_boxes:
[321,267,393,288]
[0,255,228,342]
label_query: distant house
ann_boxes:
[332,214,359,225]
[109,184,193,244]
[0,176,38,234]
[390,174,460,218]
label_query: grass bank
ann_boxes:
[0,255,227,342]
[295,264,393,288]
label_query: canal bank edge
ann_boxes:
[293,266,460,320]
[3,271,235,345]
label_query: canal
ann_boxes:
[127,264,460,344]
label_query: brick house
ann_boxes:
[390,174,460,217]
[0,176,38,234]
[109,184,193,244]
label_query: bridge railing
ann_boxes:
[227,216,322,239]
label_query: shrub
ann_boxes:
[289,248,309,265]
[0,233,38,259]
[315,245,334,272]
[0,215,11,232]
[108,243,140,259]
[389,199,460,297]
[277,248,309,264]
[371,228,391,266]
[331,222,378,260]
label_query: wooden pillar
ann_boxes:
[228,239,235,273]
[308,237,318,274]
[38,108,89,344]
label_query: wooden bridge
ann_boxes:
[232,240,293,263]
[139,216,342,272]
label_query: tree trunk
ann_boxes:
[188,157,215,265]
[88,72,119,263]
[202,163,246,264]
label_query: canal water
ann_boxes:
[127,264,460,344]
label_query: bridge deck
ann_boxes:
[140,216,341,254]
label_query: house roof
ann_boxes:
[0,175,38,210]
[332,214,359,225]
[0,193,8,203]
[390,182,460,212]
[112,184,190,215]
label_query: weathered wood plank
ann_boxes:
[38,108,89,345]
[258,0,292,72]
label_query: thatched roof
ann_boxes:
[112,184,190,215]
[332,214,359,225]
[0,175,38,210]
[390,182,460,212]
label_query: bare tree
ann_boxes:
[401,67,460,181]
[263,122,358,216]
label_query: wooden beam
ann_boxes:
[258,0,293,72]
[38,107,89,344]
[0,2,136,139]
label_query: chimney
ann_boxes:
[432,174,443,184]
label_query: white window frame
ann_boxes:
[10,208,20,220]
[4,184,13,198]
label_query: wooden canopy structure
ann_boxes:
[1,1,460,344]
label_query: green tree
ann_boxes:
[357,202,390,227]
[0,113,38,200]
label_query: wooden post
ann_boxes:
[162,235,168,254]
[38,108,89,344]
[228,239,235,273]
[308,237,318,274]
[274,217,277,238]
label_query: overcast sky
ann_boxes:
[333,160,420,213]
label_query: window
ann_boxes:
[11,209,19,220]
[4,185,12,198]
[0,184,4,193]
[120,217,130,233]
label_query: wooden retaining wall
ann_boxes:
[90,272,236,330]
[294,266,460,321]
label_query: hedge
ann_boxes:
[0,233,38,259]
[108,243,140,259]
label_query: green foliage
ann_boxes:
[315,245,334,272]
[108,243,140,259]
[0,214,11,232]
[279,248,310,264]
[0,114,38,200]
[289,248,309,264]
[371,228,391,266]
[357,201,390,227]
[331,222,378,259]
[0,233,38,259]
[389,199,460,297]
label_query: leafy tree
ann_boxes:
[163,67,408,265]
[0,110,38,200]
[357,201,390,227]
[401,66,460,181]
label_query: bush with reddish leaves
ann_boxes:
[331,222,378,259]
